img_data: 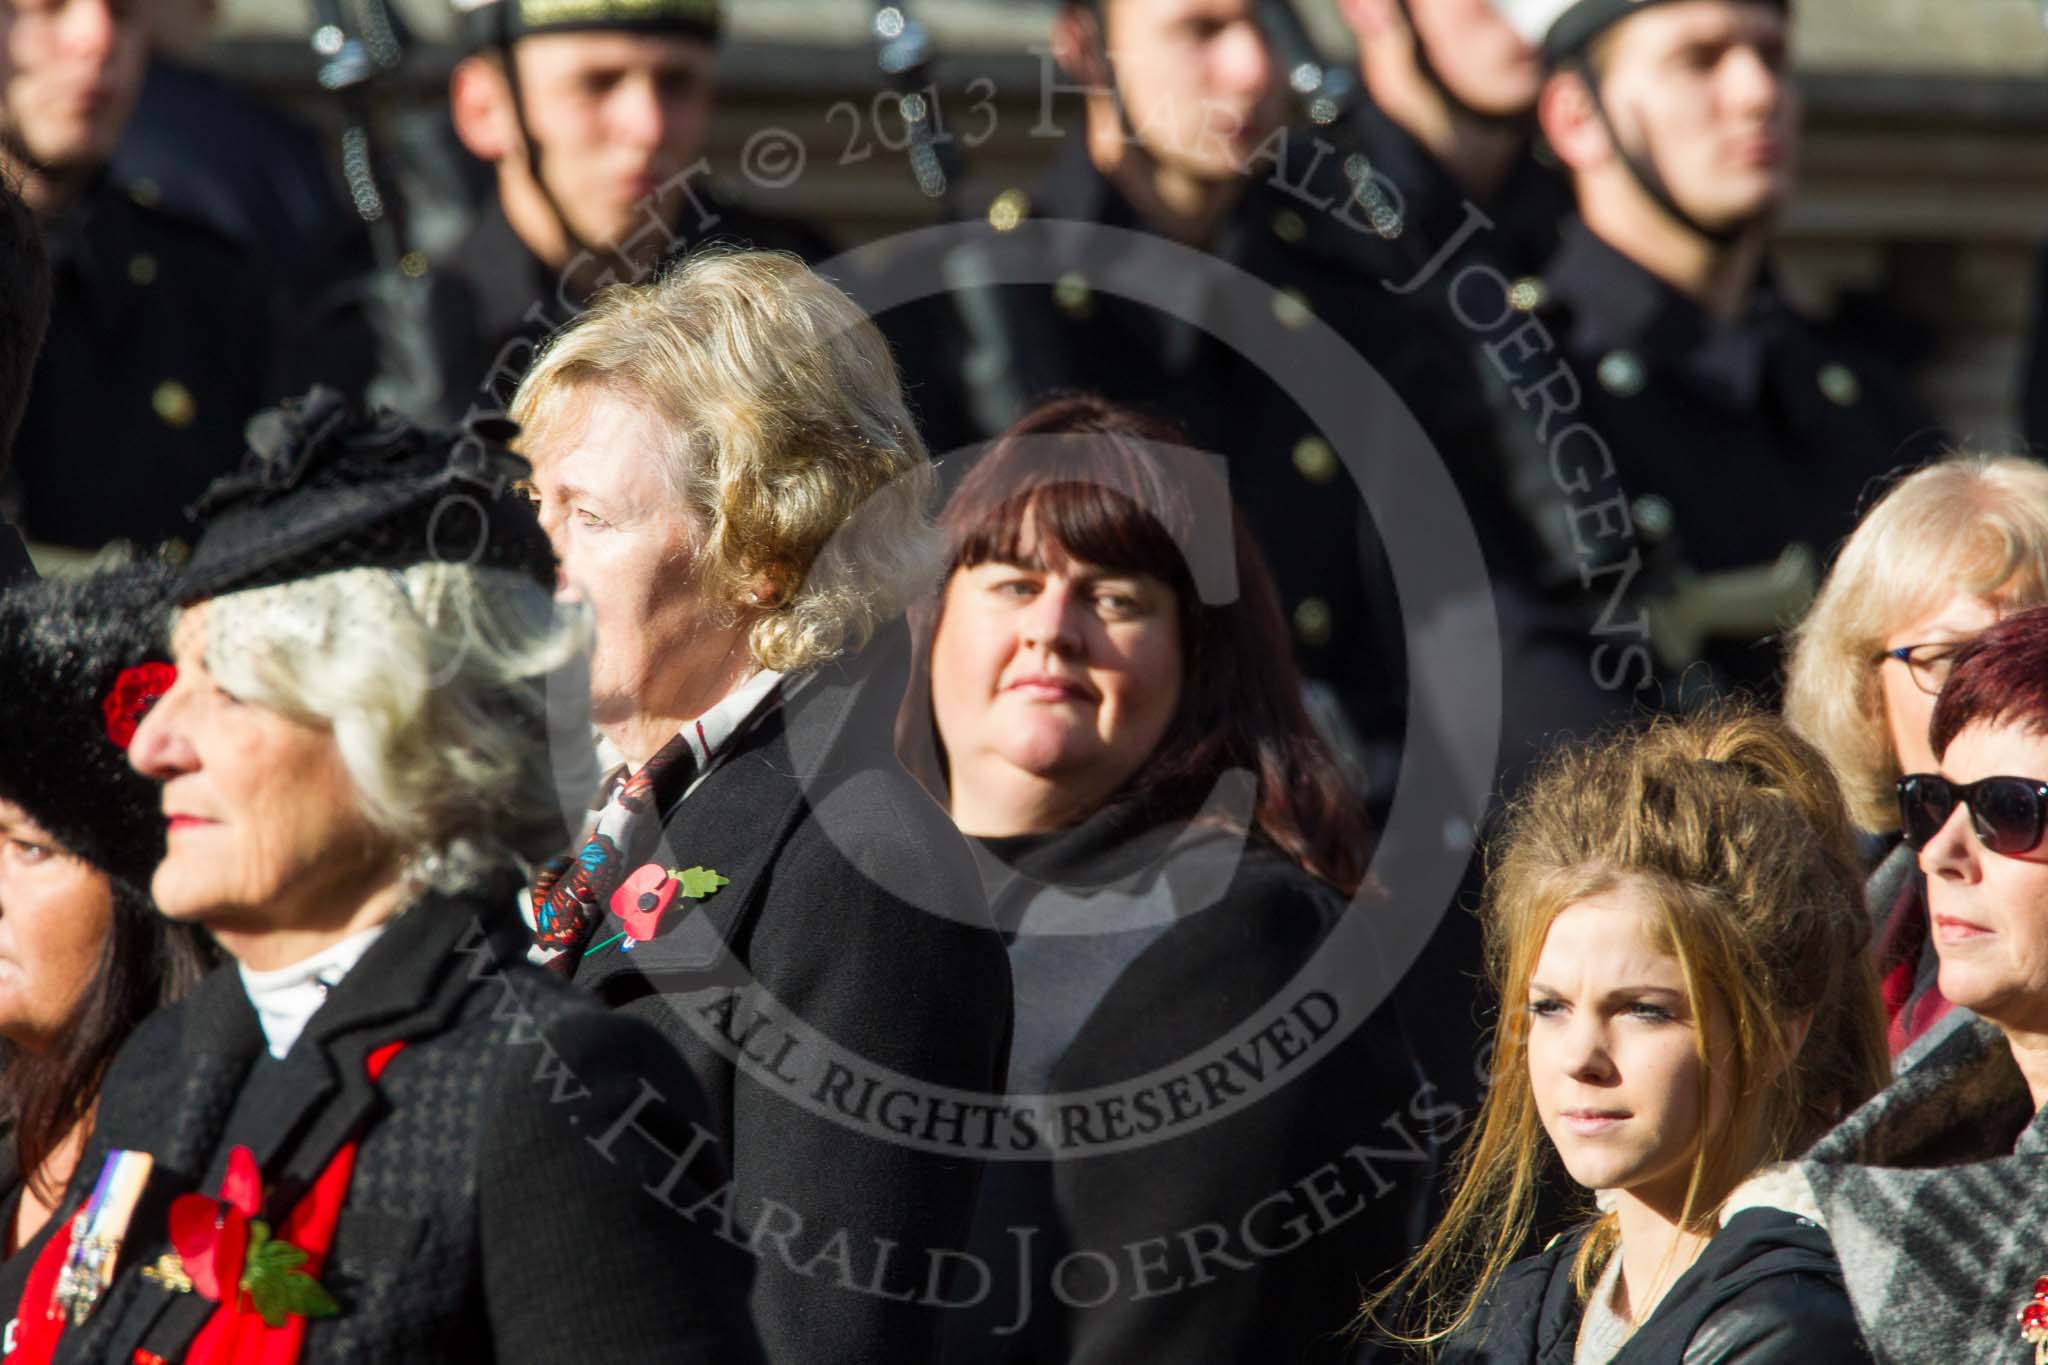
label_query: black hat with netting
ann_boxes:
[173,385,556,607]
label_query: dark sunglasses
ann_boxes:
[1897,773,2048,856]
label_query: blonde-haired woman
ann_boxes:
[1785,454,2048,1056]
[511,249,1012,1365]
[1364,709,1888,1363]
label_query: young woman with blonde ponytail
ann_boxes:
[1363,708,1888,1363]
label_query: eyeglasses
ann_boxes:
[1897,773,2048,856]
[1878,642,1963,698]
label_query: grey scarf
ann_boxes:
[1802,1015,2048,1364]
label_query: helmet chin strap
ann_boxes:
[1393,0,1529,135]
[493,11,598,273]
[1568,53,1767,249]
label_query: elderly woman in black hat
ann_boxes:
[0,566,215,1340]
[511,249,1012,1365]
[9,390,763,1365]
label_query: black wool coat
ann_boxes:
[568,632,1015,1365]
[1439,1207,1871,1365]
[37,888,764,1365]
[938,796,1437,1365]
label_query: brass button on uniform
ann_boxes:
[1053,272,1094,320]
[1818,363,1861,407]
[1597,349,1646,397]
[152,380,196,429]
[1508,276,1547,313]
[988,188,1028,233]
[1292,597,1333,647]
[1292,436,1338,485]
[1632,494,1676,544]
[127,253,157,286]
[1271,209,1306,245]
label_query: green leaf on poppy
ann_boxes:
[674,866,730,899]
[249,1236,308,1274]
[241,1227,336,1328]
[282,1270,340,1320]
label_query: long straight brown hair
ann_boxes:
[899,394,1373,895]
[1359,706,1890,1350]
[1,884,214,1202]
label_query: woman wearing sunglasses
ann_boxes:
[1785,454,2048,1059]
[1802,604,2048,1364]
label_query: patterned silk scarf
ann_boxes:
[527,669,786,973]
[528,728,698,973]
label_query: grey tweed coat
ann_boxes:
[1801,1013,2048,1365]
[36,887,765,1364]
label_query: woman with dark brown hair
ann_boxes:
[0,564,216,1342]
[902,395,1429,1365]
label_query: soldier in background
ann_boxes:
[0,0,283,557]
[110,0,382,401]
[417,0,831,424]
[1474,0,1944,705]
[1331,0,1572,282]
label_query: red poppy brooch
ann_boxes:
[148,1146,338,1327]
[584,864,730,958]
[2022,1275,2048,1363]
[101,661,176,750]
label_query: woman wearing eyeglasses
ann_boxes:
[1785,455,2048,1057]
[1799,604,2048,1364]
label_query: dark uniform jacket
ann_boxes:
[939,796,1435,1365]
[568,628,1014,1365]
[37,885,763,1364]
[1323,96,1573,287]
[1440,1207,1870,1364]
[1476,217,1946,712]
[111,57,382,403]
[9,179,280,552]
[412,191,835,425]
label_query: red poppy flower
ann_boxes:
[168,1145,261,1304]
[612,864,679,942]
[101,661,176,751]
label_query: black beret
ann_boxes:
[455,0,720,54]
[0,563,175,899]
[175,386,556,606]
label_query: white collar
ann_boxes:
[592,667,786,790]
[238,921,392,1060]
[678,667,784,772]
